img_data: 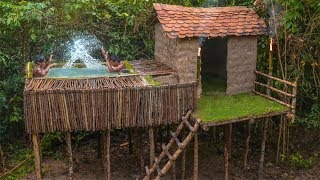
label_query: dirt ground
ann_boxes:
[24,126,320,180]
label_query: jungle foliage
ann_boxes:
[0,0,319,176]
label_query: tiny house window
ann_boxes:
[200,37,228,93]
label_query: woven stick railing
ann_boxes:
[254,71,297,121]
[24,78,197,133]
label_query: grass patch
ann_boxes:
[195,75,288,122]
[144,75,161,86]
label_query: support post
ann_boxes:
[276,117,283,164]
[228,124,232,158]
[181,130,186,180]
[149,127,155,179]
[224,125,231,180]
[258,118,269,179]
[243,120,252,170]
[66,132,73,180]
[102,130,111,180]
[32,133,41,180]
[128,128,133,154]
[193,131,198,180]
[0,143,6,172]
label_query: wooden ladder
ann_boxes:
[143,110,200,180]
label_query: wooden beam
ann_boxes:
[254,91,292,108]
[201,111,288,129]
[254,81,294,97]
[255,71,296,86]
[32,133,41,180]
[102,130,111,180]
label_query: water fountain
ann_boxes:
[46,34,119,78]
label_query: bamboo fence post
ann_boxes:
[193,131,199,180]
[102,130,111,180]
[32,133,41,180]
[290,82,298,122]
[243,120,252,170]
[66,132,73,180]
[258,118,269,179]
[148,126,155,179]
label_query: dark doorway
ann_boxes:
[200,37,228,93]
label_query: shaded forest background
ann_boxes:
[0,0,319,178]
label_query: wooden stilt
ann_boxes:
[102,130,111,180]
[66,132,73,180]
[139,130,145,176]
[276,117,283,164]
[228,124,232,159]
[158,126,163,153]
[128,128,133,154]
[32,133,41,180]
[224,126,229,180]
[258,118,269,179]
[149,127,155,179]
[97,133,102,158]
[172,161,176,180]
[193,132,198,180]
[181,130,186,180]
[0,143,6,172]
[243,120,251,170]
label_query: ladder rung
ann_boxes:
[171,131,182,148]
[183,118,194,132]
[161,144,173,160]
[145,166,150,175]
[154,157,159,165]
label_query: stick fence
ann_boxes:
[24,76,197,133]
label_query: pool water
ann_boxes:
[46,68,119,78]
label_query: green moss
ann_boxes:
[144,75,161,86]
[195,75,288,122]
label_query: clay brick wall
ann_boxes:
[226,36,257,95]
[154,23,198,83]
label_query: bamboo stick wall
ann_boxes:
[24,76,197,133]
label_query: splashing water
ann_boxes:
[63,35,105,69]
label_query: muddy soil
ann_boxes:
[24,126,319,180]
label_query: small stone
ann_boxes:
[282,173,288,177]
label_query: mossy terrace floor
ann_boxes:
[195,75,288,124]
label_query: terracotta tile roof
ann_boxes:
[153,3,267,38]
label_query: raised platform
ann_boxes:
[131,59,176,76]
[195,93,289,128]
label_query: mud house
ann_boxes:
[153,3,267,94]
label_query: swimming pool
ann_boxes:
[46,67,119,78]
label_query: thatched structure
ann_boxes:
[24,76,197,133]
